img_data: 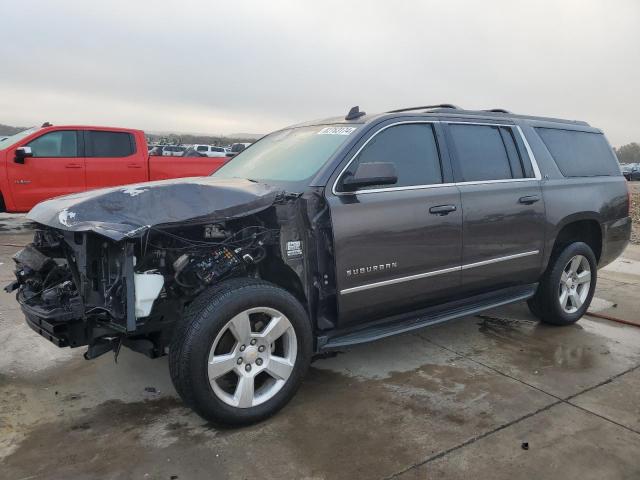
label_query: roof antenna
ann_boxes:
[41,122,52,127]
[345,106,366,120]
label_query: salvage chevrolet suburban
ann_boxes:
[7,105,631,425]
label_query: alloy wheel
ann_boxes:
[558,254,591,314]
[207,307,297,408]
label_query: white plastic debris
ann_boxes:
[134,273,164,318]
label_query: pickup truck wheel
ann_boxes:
[528,242,597,326]
[169,278,312,425]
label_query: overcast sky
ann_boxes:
[0,0,638,145]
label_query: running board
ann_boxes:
[317,284,537,351]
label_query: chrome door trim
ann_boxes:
[339,250,540,295]
[460,250,540,270]
[340,265,461,295]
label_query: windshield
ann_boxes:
[213,125,358,187]
[0,127,39,150]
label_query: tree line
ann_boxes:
[614,143,640,164]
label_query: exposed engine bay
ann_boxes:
[7,181,337,360]
[8,217,274,356]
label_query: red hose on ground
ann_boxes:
[586,311,640,328]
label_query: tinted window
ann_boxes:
[87,131,134,157]
[27,131,78,157]
[345,123,441,189]
[498,128,526,179]
[196,145,208,152]
[449,124,514,181]
[536,128,619,177]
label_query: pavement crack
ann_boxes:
[390,331,640,478]
[385,399,563,479]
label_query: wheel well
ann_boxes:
[0,191,5,213]
[258,259,307,308]
[553,220,602,262]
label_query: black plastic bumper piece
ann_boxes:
[19,294,86,348]
[24,313,71,347]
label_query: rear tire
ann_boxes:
[528,242,597,326]
[169,278,312,425]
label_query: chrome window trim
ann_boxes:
[331,120,439,196]
[339,250,539,295]
[444,122,542,182]
[331,121,542,196]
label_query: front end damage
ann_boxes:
[7,177,337,360]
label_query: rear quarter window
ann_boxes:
[536,128,619,177]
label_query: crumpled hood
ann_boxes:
[27,177,281,241]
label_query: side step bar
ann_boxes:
[317,284,537,351]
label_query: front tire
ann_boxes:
[169,278,312,425]
[528,242,597,326]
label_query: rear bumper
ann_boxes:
[600,216,632,268]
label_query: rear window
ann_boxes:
[87,131,135,157]
[536,128,619,177]
[449,124,523,181]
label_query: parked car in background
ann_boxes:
[0,125,230,212]
[182,147,207,157]
[161,145,186,157]
[622,163,640,181]
[8,105,630,425]
[193,144,228,158]
[230,142,252,154]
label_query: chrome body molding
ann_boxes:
[340,250,540,295]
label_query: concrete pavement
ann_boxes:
[0,231,639,479]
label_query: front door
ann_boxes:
[7,130,85,211]
[327,121,463,326]
[444,122,545,293]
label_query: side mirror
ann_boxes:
[341,162,398,192]
[14,146,33,164]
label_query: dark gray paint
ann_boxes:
[322,110,629,329]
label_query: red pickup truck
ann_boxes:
[0,125,229,212]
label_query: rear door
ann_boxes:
[7,129,85,210]
[444,122,545,293]
[327,121,463,326]
[84,130,147,189]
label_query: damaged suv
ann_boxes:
[8,105,631,425]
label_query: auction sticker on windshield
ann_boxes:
[317,126,357,135]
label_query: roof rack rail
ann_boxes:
[387,104,461,113]
[483,108,512,114]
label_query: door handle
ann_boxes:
[519,195,540,205]
[429,205,457,215]
[127,163,143,168]
[65,163,82,169]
